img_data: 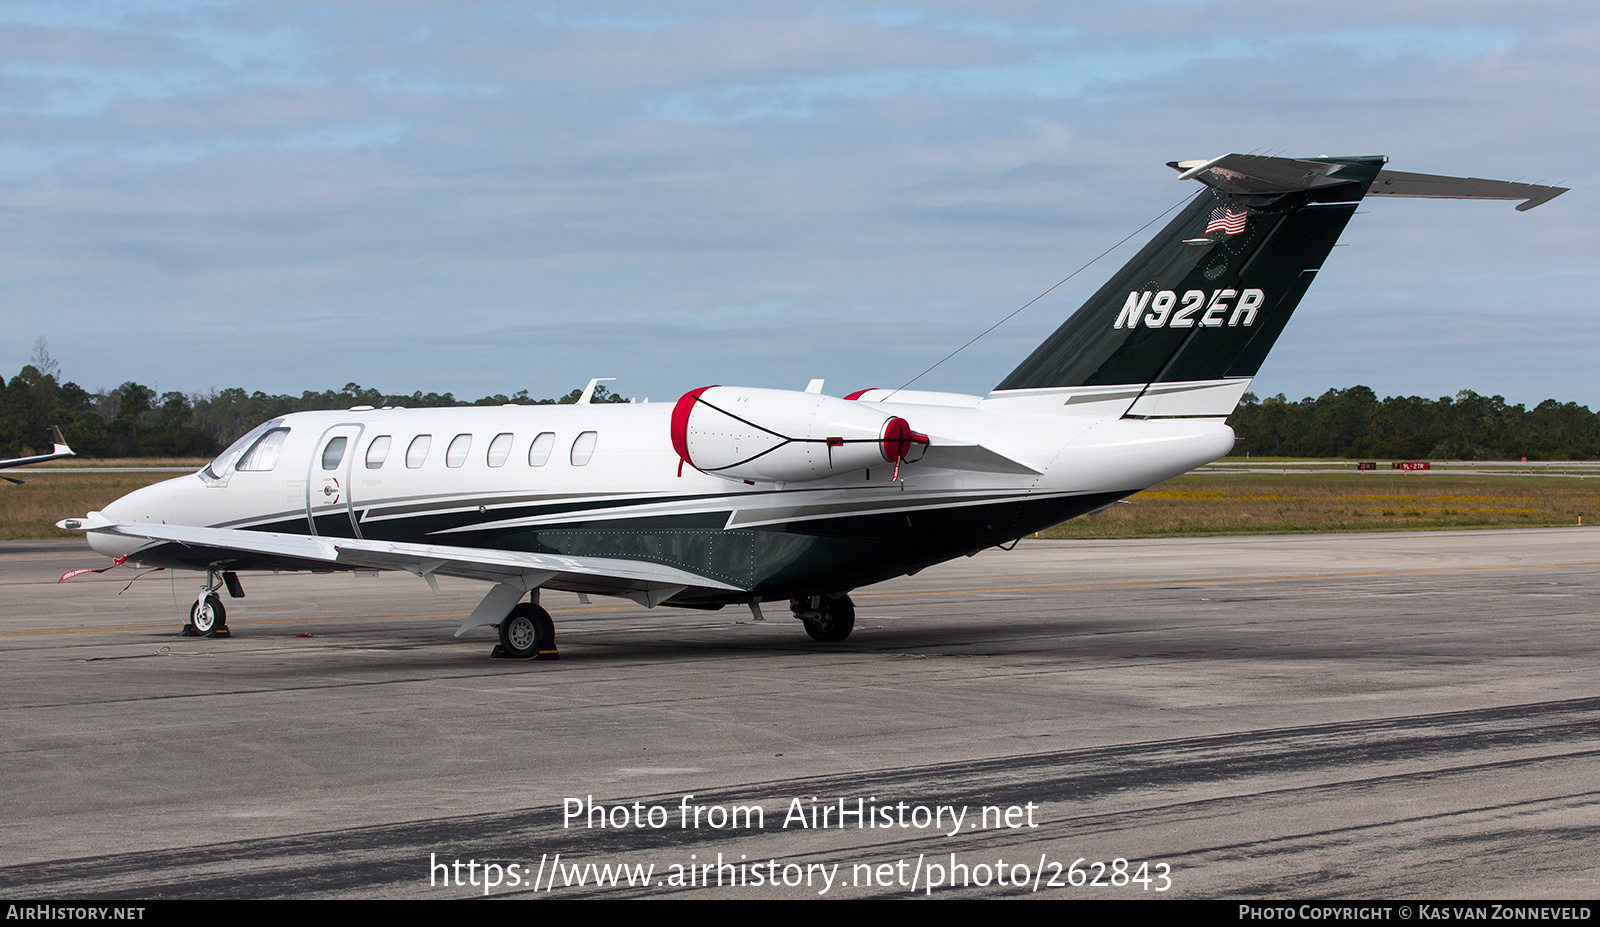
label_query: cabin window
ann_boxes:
[365,435,391,469]
[406,435,432,469]
[321,436,348,471]
[446,434,472,468]
[527,432,555,467]
[570,431,597,466]
[234,428,291,472]
[486,433,513,468]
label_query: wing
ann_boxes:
[74,519,742,608]
[1,426,75,473]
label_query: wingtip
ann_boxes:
[1173,155,1228,181]
[1516,186,1568,211]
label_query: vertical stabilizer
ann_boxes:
[988,155,1565,418]
[992,155,1388,416]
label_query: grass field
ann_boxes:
[5,462,1599,541]
[1,470,186,540]
[1042,472,1600,539]
[24,458,212,470]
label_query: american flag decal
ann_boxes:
[1206,205,1249,236]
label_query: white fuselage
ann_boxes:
[90,389,1233,601]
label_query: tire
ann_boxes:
[802,595,855,642]
[190,594,226,634]
[498,603,555,659]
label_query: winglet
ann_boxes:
[51,425,74,458]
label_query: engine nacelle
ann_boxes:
[671,386,925,483]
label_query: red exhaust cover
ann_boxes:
[881,417,913,462]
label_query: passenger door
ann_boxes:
[306,424,365,538]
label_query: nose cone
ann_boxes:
[86,529,143,559]
[83,477,188,559]
[101,477,183,525]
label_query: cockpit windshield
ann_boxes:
[201,418,285,483]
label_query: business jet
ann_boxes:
[2,425,74,483]
[57,154,1565,659]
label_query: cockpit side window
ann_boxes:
[236,428,292,472]
[202,418,284,482]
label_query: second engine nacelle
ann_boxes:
[671,386,925,483]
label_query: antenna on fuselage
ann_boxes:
[578,378,615,404]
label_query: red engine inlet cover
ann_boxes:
[670,385,717,467]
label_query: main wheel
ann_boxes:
[498,603,555,659]
[190,593,226,634]
[801,595,855,642]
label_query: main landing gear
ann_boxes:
[182,568,243,637]
[494,601,559,660]
[460,583,560,660]
[791,593,856,642]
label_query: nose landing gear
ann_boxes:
[181,568,241,637]
[187,593,226,636]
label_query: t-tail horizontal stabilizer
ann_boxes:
[989,154,1566,418]
[1365,169,1567,211]
[1171,154,1567,210]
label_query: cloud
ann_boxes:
[1,1,1595,406]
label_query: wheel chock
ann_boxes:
[490,644,559,660]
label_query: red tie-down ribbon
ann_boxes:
[60,555,163,593]
[59,555,126,583]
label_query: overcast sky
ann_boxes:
[2,2,1594,407]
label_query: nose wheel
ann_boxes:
[181,568,235,637]
[187,593,226,635]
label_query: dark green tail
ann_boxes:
[996,154,1566,398]
[996,154,1390,393]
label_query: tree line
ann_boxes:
[5,351,1598,461]
[1229,386,1600,460]
[1,345,628,460]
